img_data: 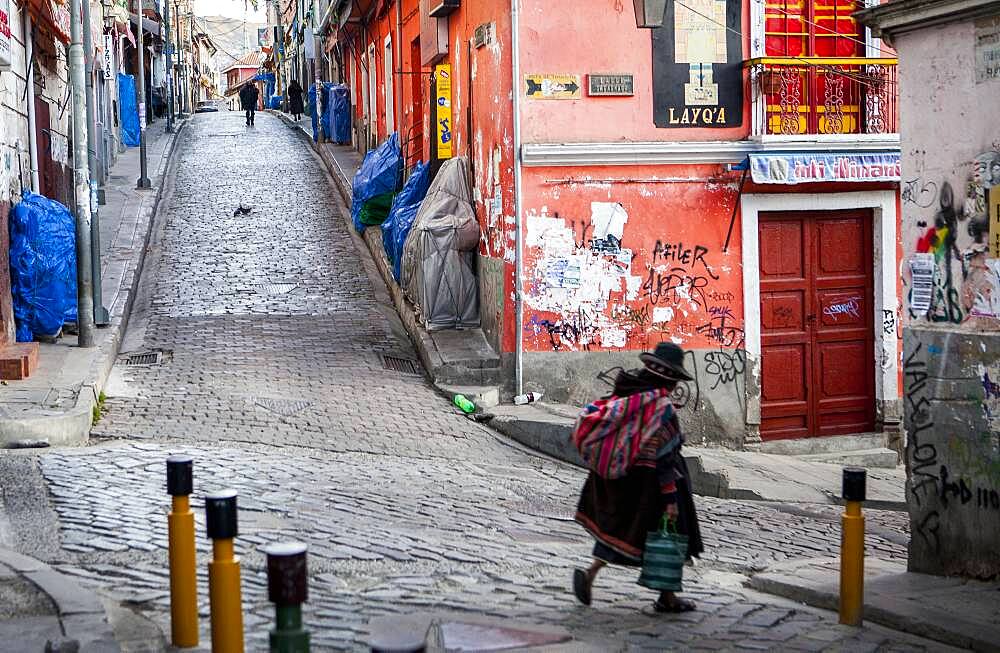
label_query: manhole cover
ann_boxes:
[257,283,297,295]
[253,397,311,416]
[122,351,163,367]
[382,355,420,374]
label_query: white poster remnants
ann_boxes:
[909,253,936,313]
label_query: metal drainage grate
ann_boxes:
[122,351,163,367]
[253,397,312,417]
[381,355,420,375]
[257,283,297,295]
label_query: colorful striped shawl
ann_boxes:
[570,389,678,479]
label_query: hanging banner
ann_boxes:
[749,152,902,185]
[304,28,315,60]
[435,63,453,159]
[0,0,12,71]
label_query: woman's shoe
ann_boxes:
[653,597,696,613]
[573,569,592,606]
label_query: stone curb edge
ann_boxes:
[748,568,999,652]
[0,121,189,449]
[0,547,117,647]
[272,111,451,384]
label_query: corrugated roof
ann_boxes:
[221,50,264,73]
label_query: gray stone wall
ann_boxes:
[904,327,1000,579]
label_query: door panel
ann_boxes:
[759,210,875,440]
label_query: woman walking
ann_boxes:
[572,342,703,613]
[287,80,305,121]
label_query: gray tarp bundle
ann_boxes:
[401,157,480,330]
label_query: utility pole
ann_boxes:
[69,0,96,347]
[136,8,151,189]
[164,0,175,132]
[81,0,110,325]
[273,0,285,109]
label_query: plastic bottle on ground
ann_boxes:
[513,392,543,405]
[453,394,476,414]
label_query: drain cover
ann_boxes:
[382,355,420,375]
[253,397,311,416]
[122,351,163,367]
[257,283,297,295]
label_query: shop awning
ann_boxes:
[748,152,901,185]
[129,13,162,39]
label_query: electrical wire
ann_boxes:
[672,0,897,89]
[760,0,897,58]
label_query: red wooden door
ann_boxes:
[759,211,875,440]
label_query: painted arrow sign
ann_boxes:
[524,74,581,99]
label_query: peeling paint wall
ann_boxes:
[897,18,1000,577]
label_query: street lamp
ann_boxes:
[634,0,668,28]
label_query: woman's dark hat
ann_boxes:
[639,342,693,382]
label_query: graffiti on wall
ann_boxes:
[907,151,1000,323]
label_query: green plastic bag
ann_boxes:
[638,517,688,592]
[359,191,397,226]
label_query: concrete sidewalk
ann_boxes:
[488,402,907,509]
[0,546,165,651]
[749,557,1000,652]
[0,120,186,447]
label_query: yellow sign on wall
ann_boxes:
[435,64,453,159]
[524,74,581,99]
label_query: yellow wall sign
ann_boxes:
[435,64,453,159]
[524,74,581,99]
[990,189,1000,257]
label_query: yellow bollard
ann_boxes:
[166,455,199,647]
[839,467,866,626]
[206,489,245,653]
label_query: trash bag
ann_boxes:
[382,161,431,280]
[118,73,140,147]
[308,83,319,142]
[8,192,78,342]
[351,133,401,232]
[321,83,338,141]
[331,85,351,144]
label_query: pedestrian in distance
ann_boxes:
[239,83,260,126]
[571,342,704,614]
[287,80,305,121]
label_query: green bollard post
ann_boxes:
[264,542,310,653]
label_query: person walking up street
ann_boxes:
[239,83,260,126]
[571,342,704,614]
[287,80,305,121]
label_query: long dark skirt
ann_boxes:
[575,457,703,567]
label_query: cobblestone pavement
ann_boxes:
[21,111,945,651]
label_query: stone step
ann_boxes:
[794,448,900,469]
[759,432,887,456]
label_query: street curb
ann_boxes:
[274,111,454,385]
[0,548,118,649]
[748,559,1000,652]
[0,121,189,449]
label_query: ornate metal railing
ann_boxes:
[746,57,898,137]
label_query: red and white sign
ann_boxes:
[0,0,13,72]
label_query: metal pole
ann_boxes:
[187,13,194,113]
[81,0,110,326]
[839,467,866,626]
[205,489,245,653]
[136,11,151,189]
[23,11,40,193]
[164,0,175,133]
[264,543,310,653]
[70,0,96,347]
[511,0,524,395]
[275,0,285,110]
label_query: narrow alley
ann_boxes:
[0,112,951,651]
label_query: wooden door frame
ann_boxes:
[740,191,899,446]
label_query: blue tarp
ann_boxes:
[309,83,319,142]
[320,83,336,141]
[8,192,78,342]
[253,72,276,101]
[118,73,140,147]
[351,133,402,232]
[382,161,430,280]
[268,94,283,110]
[331,85,351,144]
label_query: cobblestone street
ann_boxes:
[7,112,948,651]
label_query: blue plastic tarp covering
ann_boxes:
[268,94,283,110]
[351,133,402,233]
[382,161,430,280]
[118,73,140,147]
[9,192,78,342]
[309,83,319,142]
[331,85,351,143]
[321,83,337,141]
[253,72,276,101]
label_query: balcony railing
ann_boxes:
[746,57,898,138]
